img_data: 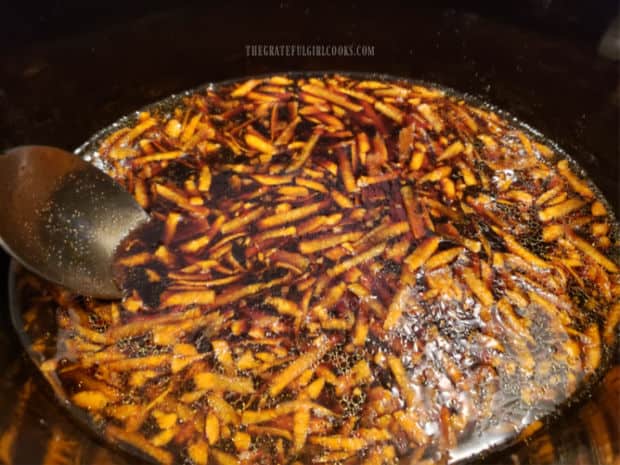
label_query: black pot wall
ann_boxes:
[0,2,618,464]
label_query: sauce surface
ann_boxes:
[15,74,620,465]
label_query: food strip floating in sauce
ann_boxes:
[15,74,620,465]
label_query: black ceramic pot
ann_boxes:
[0,2,617,464]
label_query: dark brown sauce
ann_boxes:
[13,74,620,465]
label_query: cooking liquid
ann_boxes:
[13,74,620,465]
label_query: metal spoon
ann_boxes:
[0,146,149,299]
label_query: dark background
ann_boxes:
[1,0,618,50]
[0,1,618,464]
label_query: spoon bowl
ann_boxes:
[0,146,148,299]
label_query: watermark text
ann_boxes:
[245,44,375,57]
